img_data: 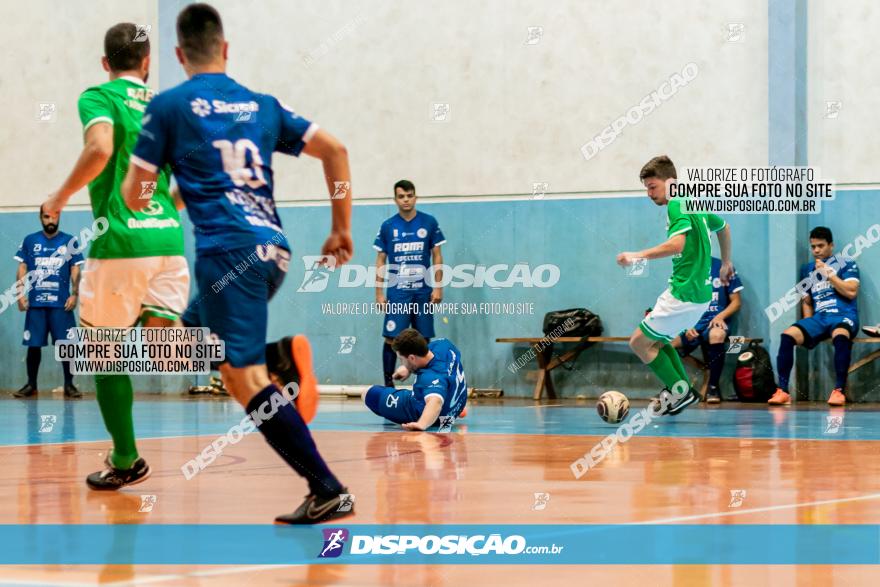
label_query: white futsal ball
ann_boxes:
[596,391,630,424]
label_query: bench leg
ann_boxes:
[532,343,557,400]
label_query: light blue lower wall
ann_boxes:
[0,191,877,398]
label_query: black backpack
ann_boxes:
[542,308,603,338]
[733,341,776,401]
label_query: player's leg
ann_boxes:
[80,258,153,489]
[15,308,48,397]
[769,322,809,404]
[48,307,80,397]
[829,319,857,406]
[363,385,422,424]
[705,326,728,402]
[196,248,349,523]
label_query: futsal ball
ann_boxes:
[596,391,629,424]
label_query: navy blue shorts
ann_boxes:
[383,294,435,338]
[182,246,289,368]
[793,314,858,349]
[23,306,76,347]
[364,385,427,425]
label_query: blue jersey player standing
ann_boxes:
[769,226,860,406]
[13,205,83,399]
[121,4,354,524]
[374,180,446,386]
[363,328,468,430]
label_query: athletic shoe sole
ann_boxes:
[292,335,319,424]
[86,465,152,491]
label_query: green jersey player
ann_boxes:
[616,155,733,415]
[45,23,189,489]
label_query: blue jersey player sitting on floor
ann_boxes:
[121,3,354,524]
[363,328,467,430]
[374,180,446,387]
[769,226,860,407]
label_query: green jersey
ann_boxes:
[665,199,726,303]
[77,77,184,259]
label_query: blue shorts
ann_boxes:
[182,246,289,368]
[365,386,427,425]
[793,314,858,349]
[23,307,76,347]
[383,293,435,338]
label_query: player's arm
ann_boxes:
[16,262,28,311]
[714,224,734,284]
[302,129,353,265]
[801,292,814,319]
[617,234,686,267]
[375,251,388,304]
[403,395,444,431]
[65,263,81,311]
[819,259,860,300]
[45,123,113,214]
[711,291,742,329]
[431,246,443,303]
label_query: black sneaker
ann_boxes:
[13,383,37,398]
[706,385,721,404]
[64,383,82,399]
[862,325,880,338]
[275,490,355,525]
[650,386,701,416]
[86,456,151,490]
[267,337,300,387]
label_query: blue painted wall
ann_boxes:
[4,191,874,398]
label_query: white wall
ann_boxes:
[808,0,880,184]
[0,0,158,209]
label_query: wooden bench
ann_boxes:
[496,336,762,400]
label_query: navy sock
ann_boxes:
[61,359,73,386]
[832,335,852,390]
[382,342,396,386]
[776,334,795,391]
[246,385,343,498]
[26,347,41,387]
[706,343,726,388]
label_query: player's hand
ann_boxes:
[402,422,426,431]
[320,230,353,266]
[616,252,637,267]
[64,295,77,311]
[815,258,836,279]
[685,328,699,340]
[431,288,443,304]
[719,261,735,285]
[44,191,65,216]
[392,365,410,381]
[17,297,27,312]
[709,316,727,330]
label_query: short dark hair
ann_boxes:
[392,328,429,357]
[104,23,150,72]
[639,155,677,181]
[176,3,224,65]
[810,226,833,244]
[394,179,416,195]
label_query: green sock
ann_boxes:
[95,374,138,470]
[660,343,691,386]
[647,347,690,392]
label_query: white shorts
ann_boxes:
[640,289,710,343]
[79,256,190,327]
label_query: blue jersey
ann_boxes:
[413,338,467,418]
[696,257,744,327]
[373,211,445,297]
[15,231,84,308]
[132,73,317,256]
[800,258,859,319]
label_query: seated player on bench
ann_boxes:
[769,226,860,406]
[671,256,743,403]
[363,328,467,430]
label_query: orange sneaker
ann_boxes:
[291,335,319,424]
[827,388,846,406]
[767,388,791,405]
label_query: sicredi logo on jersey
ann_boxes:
[190,98,260,117]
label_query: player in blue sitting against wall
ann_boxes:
[671,256,744,403]
[374,180,446,387]
[14,205,84,399]
[769,226,860,406]
[363,328,467,430]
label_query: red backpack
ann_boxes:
[733,342,777,402]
